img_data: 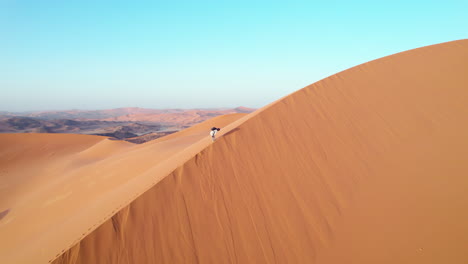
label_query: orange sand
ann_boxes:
[2,40,468,264]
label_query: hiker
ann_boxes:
[210,127,220,141]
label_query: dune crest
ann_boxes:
[53,39,468,264]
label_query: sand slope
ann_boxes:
[2,39,468,263]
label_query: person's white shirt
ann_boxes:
[210,130,216,137]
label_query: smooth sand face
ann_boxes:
[2,40,468,264]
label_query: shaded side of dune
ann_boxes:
[53,39,468,264]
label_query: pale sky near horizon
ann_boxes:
[1,0,467,112]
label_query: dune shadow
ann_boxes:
[223,128,240,137]
[0,209,10,221]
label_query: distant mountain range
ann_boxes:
[0,107,255,142]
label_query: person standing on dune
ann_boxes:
[210,127,220,141]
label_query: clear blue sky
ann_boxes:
[1,0,467,111]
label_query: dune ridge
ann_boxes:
[52,39,468,264]
[2,39,468,263]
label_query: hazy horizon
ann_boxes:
[0,106,254,113]
[2,1,467,111]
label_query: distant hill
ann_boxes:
[0,107,255,142]
[0,117,160,137]
[233,106,256,113]
[1,107,254,122]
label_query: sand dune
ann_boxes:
[2,39,468,263]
